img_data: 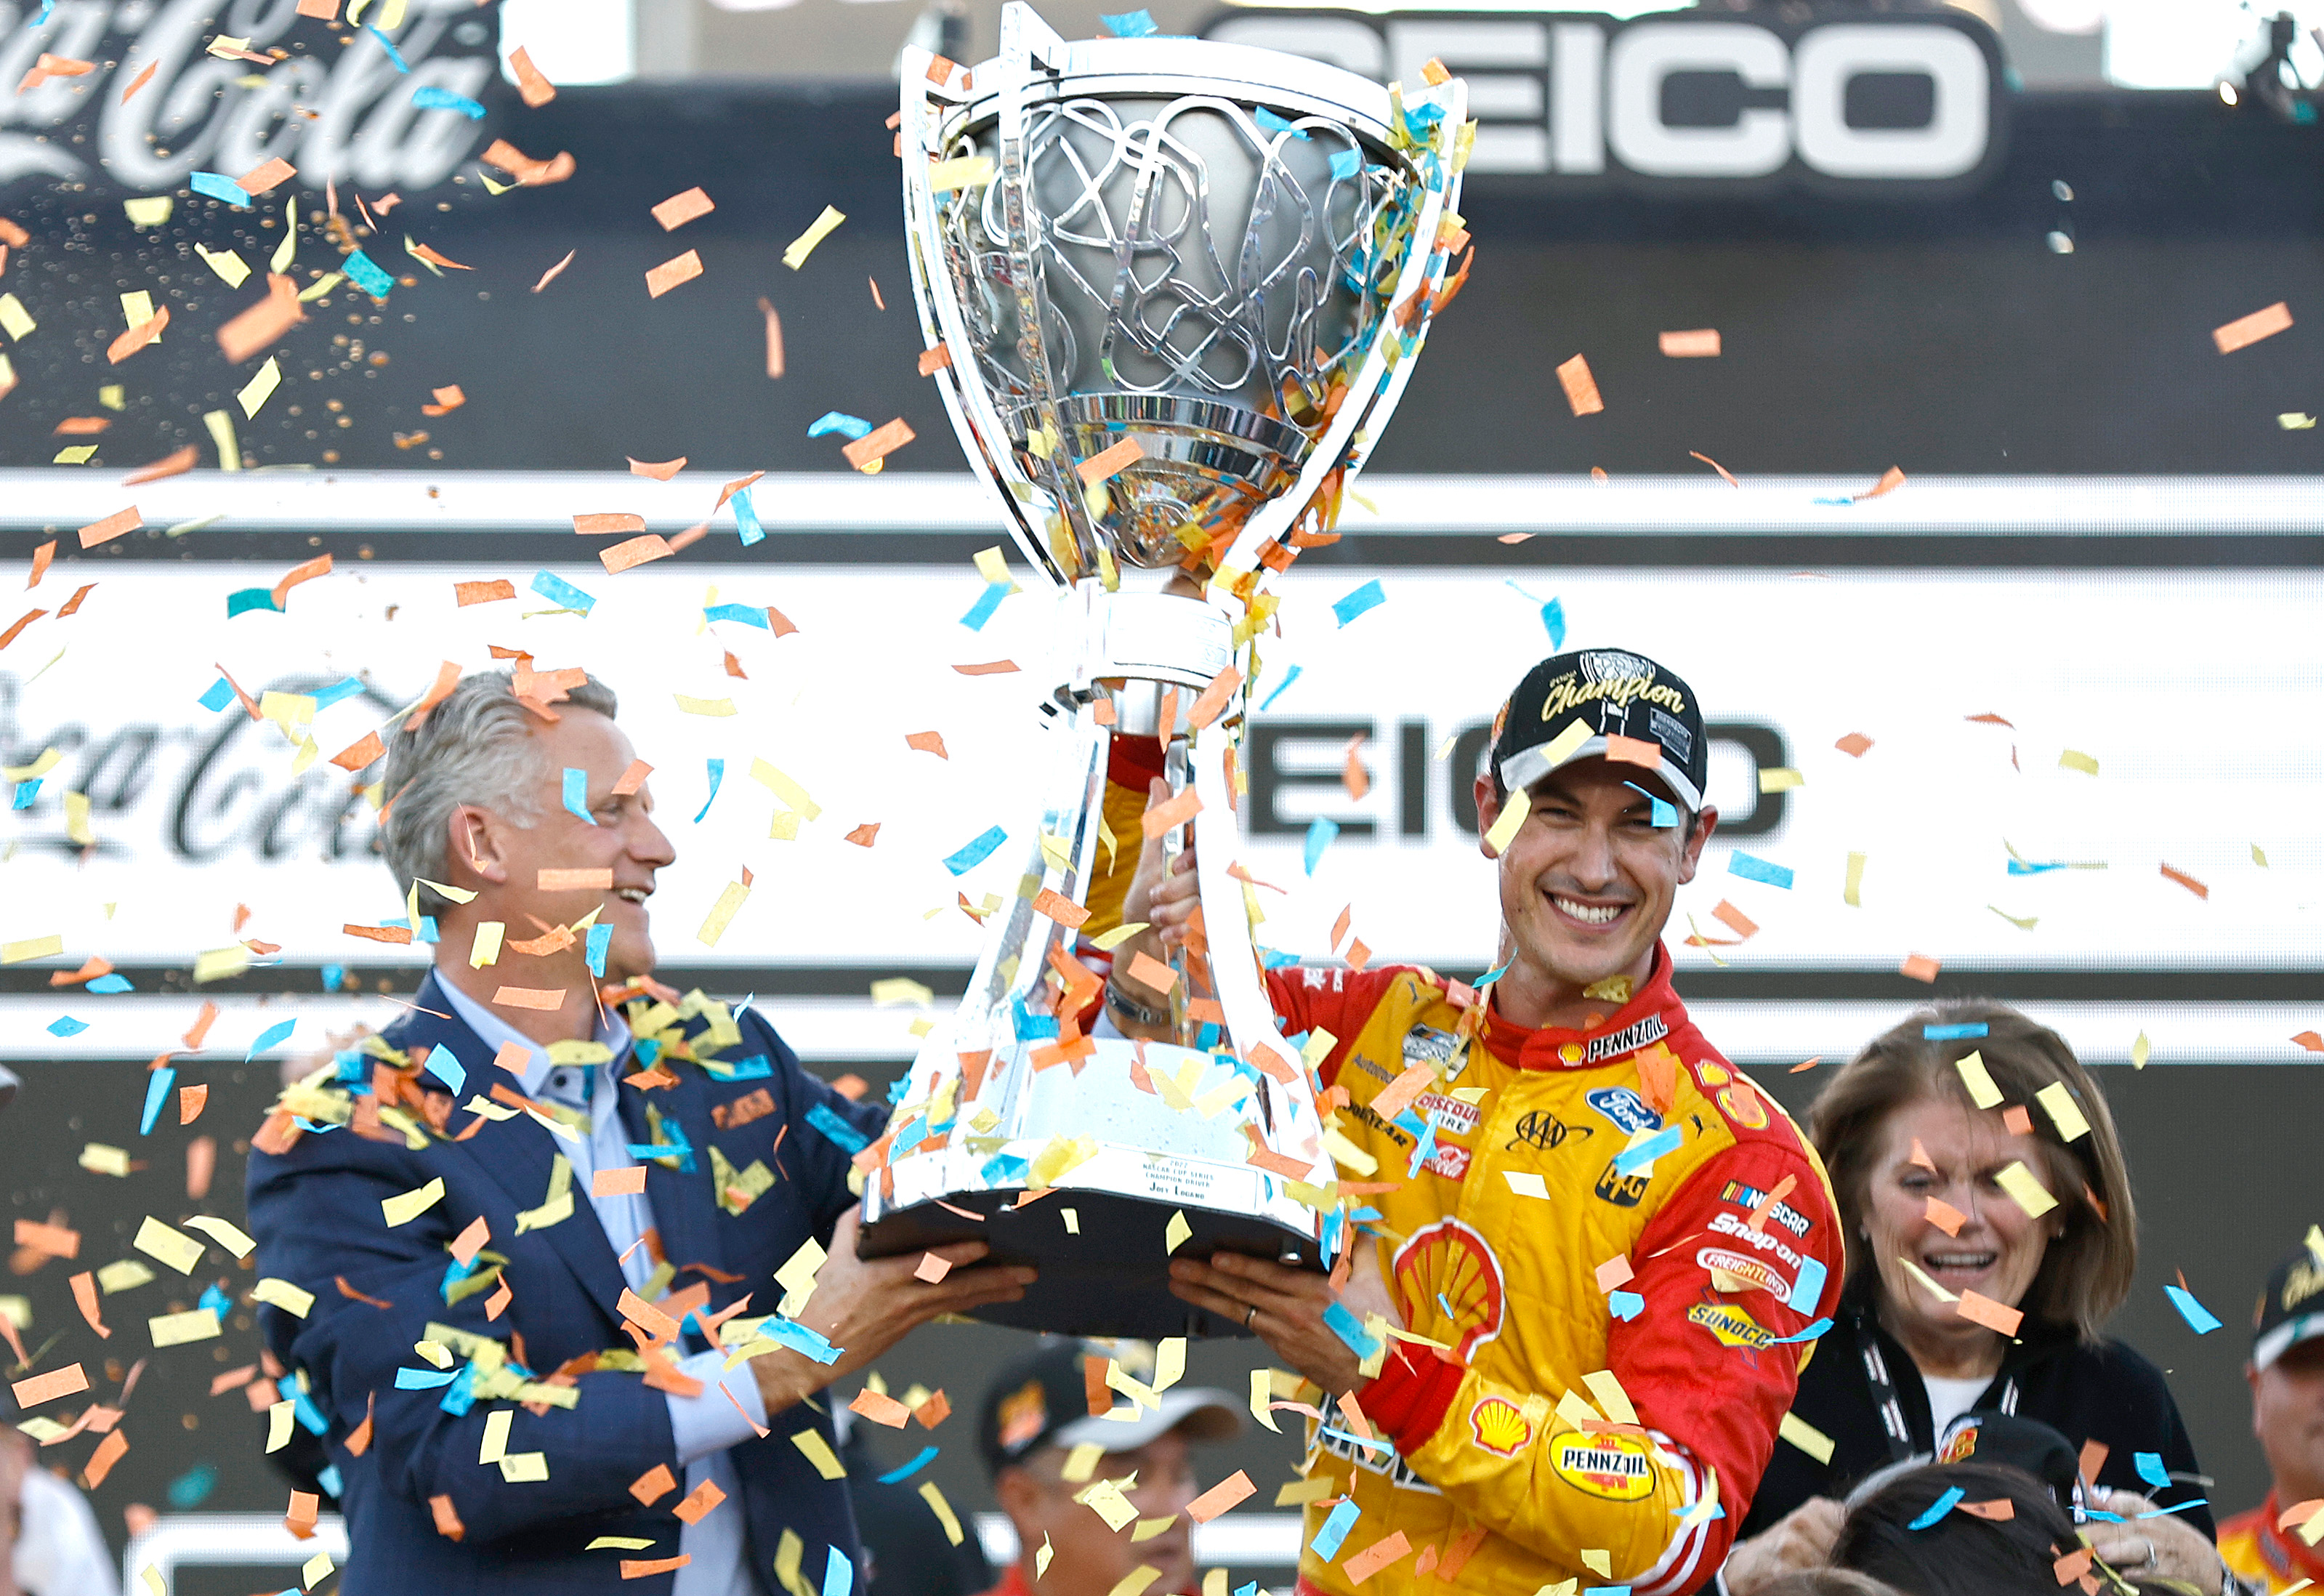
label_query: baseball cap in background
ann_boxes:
[1489,648,1709,813]
[2253,1233,2324,1369]
[975,1337,1240,1477]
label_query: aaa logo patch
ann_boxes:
[1468,1396,1532,1456]
[1550,1433,1655,1500]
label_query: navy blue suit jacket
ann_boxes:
[247,972,889,1596]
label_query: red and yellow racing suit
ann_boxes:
[2219,1494,2324,1594]
[1265,952,1843,1596]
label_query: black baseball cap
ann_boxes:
[2254,1233,2324,1370]
[975,1336,1240,1477]
[1847,1412,2088,1520]
[1489,648,1709,813]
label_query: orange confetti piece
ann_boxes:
[55,582,94,617]
[2002,1104,2033,1136]
[216,273,304,363]
[429,1494,465,1541]
[629,456,686,480]
[107,305,170,365]
[652,187,714,231]
[850,1387,913,1427]
[671,1479,726,1523]
[123,445,198,485]
[1186,1470,1256,1523]
[843,822,879,847]
[574,512,645,534]
[917,342,953,376]
[14,1220,79,1257]
[1900,954,1942,983]
[905,730,947,758]
[2293,1031,2324,1052]
[270,552,331,610]
[953,659,1017,676]
[914,1252,953,1283]
[183,1001,219,1049]
[421,384,466,416]
[593,1167,647,1196]
[481,140,574,187]
[621,1558,688,1579]
[118,60,158,101]
[1835,732,1873,757]
[179,1084,209,1124]
[1860,465,1908,499]
[2214,301,2293,354]
[532,249,576,292]
[868,275,885,310]
[1557,353,1602,416]
[492,986,567,1010]
[0,608,41,650]
[1343,1530,1412,1584]
[1957,1497,2014,1521]
[842,417,915,469]
[82,1429,129,1489]
[1954,1289,2024,1336]
[1142,786,1202,838]
[2158,862,2208,899]
[600,533,674,574]
[759,297,785,377]
[537,868,613,890]
[1690,449,1740,488]
[1031,887,1089,929]
[10,1363,89,1407]
[1659,329,1720,358]
[1594,1254,1634,1291]
[2053,1547,2092,1584]
[645,249,703,298]
[239,157,296,196]
[1924,1196,1966,1236]
[78,506,142,549]
[25,540,53,587]
[1711,900,1759,940]
[508,45,554,107]
[613,759,653,796]
[454,579,515,607]
[1076,435,1145,485]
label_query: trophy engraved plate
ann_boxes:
[858,3,1469,1337]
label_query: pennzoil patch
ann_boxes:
[1550,1433,1654,1500]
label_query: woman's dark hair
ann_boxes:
[1754,1573,1906,1596]
[1831,1461,2081,1595]
[1808,999,2138,1342]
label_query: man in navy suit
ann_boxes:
[248,669,1034,1596]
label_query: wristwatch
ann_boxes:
[1105,978,1170,1031]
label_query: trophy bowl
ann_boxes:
[857,3,1469,1338]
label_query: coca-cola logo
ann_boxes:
[0,0,504,196]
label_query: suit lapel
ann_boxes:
[619,1066,726,1287]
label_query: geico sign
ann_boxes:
[1201,10,2003,185]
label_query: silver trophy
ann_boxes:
[858,3,1468,1337]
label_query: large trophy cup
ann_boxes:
[857,4,1469,1337]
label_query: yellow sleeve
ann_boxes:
[1079,776,1150,942]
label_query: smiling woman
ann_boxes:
[1719,1002,2224,1596]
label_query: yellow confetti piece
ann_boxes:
[1275,1475,1335,1507]
[1994,1160,2056,1218]
[469,921,504,967]
[253,1277,315,1317]
[698,880,751,948]
[791,1428,846,1479]
[1106,1568,1162,1596]
[586,1539,658,1551]
[675,696,738,716]
[272,197,297,274]
[382,1177,446,1227]
[0,293,36,340]
[153,1307,224,1347]
[1581,1369,1638,1426]
[918,1480,964,1545]
[2,748,61,781]
[1482,786,1529,855]
[1581,1549,1613,1578]
[1,934,63,964]
[1954,1051,2003,1109]
[2058,749,2099,775]
[53,445,100,465]
[98,384,124,410]
[783,205,846,270]
[184,1215,256,1258]
[142,1566,166,1596]
[1060,1442,1106,1484]
[1061,1206,1079,1234]
[775,1237,826,1315]
[202,407,240,472]
[1844,851,1866,907]
[193,945,251,983]
[1779,1410,1836,1464]
[2280,413,2317,430]
[480,1408,513,1463]
[928,155,996,193]
[1249,1369,1279,1432]
[79,1143,131,1177]
[264,1397,295,1450]
[134,1216,206,1275]
[1036,1536,1054,1581]
[749,757,822,820]
[1153,1337,1185,1394]
[237,356,283,418]
[1758,767,1804,792]
[2035,1081,2089,1142]
[195,244,250,286]
[871,978,935,1007]
[300,1551,333,1591]
[972,545,1018,589]
[498,1451,549,1482]
[1092,919,1149,951]
[2131,1031,2150,1069]
[124,197,174,228]
[1989,905,2038,932]
[121,291,157,334]
[1897,1256,1957,1304]
[1078,1478,1139,1531]
[98,1260,154,1293]
[1502,1169,1550,1198]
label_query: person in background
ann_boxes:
[834,1400,993,1596]
[974,1339,1242,1596]
[1751,1572,1902,1596]
[2217,1236,2324,1595]
[1722,1002,2224,1596]
[1,1424,118,1596]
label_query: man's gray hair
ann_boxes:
[380,669,618,916]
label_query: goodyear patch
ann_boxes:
[1549,1433,1655,1500]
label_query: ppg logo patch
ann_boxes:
[1586,1086,1663,1136]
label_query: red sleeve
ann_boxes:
[1259,965,1408,1089]
[1608,1136,1845,1549]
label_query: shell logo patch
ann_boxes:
[1549,1433,1655,1500]
[1717,1081,1770,1129]
[1688,1300,1778,1351]
[1395,1217,1506,1359]
[1469,1396,1533,1456]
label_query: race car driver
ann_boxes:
[1100,648,1844,1596]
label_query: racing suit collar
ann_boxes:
[2249,1491,2324,1582]
[1480,942,1682,1071]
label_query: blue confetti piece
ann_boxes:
[585,922,612,978]
[734,486,764,547]
[981,1153,1030,1188]
[46,1015,86,1036]
[822,1545,854,1596]
[720,1055,772,1081]
[312,676,366,711]
[960,581,1009,630]
[1787,1256,1828,1313]
[1330,577,1384,627]
[438,1365,478,1414]
[876,1445,939,1484]
[248,1017,297,1059]
[808,411,873,440]
[166,1463,217,1510]
[1729,853,1795,890]
[1321,1299,1381,1361]
[2138,1499,2210,1519]
[1258,664,1303,711]
[1908,1486,1965,1530]
[943,823,1006,875]
[705,602,770,628]
[1253,108,1307,140]
[190,171,251,206]
[693,758,725,824]
[563,767,595,826]
[1922,1021,1989,1040]
[1613,1124,1682,1177]
[87,974,132,994]
[2165,1283,2222,1334]
[529,570,597,613]
[1304,816,1339,876]
[1608,1290,1645,1321]
[1541,595,1568,649]
[1234,1585,1258,1596]
[198,677,238,712]
[2008,860,2067,876]
[807,1100,870,1154]
[426,1046,466,1096]
[411,84,485,118]
[767,1316,842,1364]
[1622,783,1678,829]
[1311,1499,1361,1560]
[1475,960,1512,987]
[10,779,36,810]
[1771,1317,1833,1345]
[140,1065,176,1134]
[2134,1451,2170,1490]
[1328,148,1362,182]
[415,915,438,945]
[31,0,55,21]
[227,587,283,617]
[1100,8,1156,35]
[317,1464,343,1499]
[395,1366,458,1389]
[1010,994,1059,1041]
[342,249,395,299]
[366,24,410,70]
[320,964,345,993]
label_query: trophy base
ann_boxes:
[860,1184,1319,1339]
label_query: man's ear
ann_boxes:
[1675,805,1719,884]
[1474,775,1501,862]
[447,804,512,892]
[993,1465,1041,1525]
